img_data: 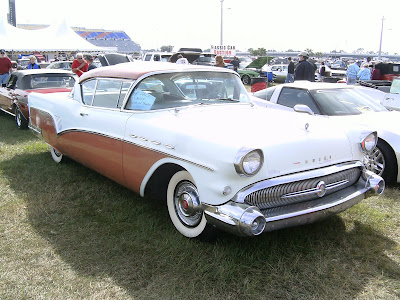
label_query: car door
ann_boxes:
[58,78,133,185]
[0,74,18,113]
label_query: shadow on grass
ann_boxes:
[2,151,400,299]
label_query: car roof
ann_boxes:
[79,61,236,82]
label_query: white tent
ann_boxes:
[0,17,108,52]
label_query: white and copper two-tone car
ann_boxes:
[27,61,384,239]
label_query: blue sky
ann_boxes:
[1,0,399,54]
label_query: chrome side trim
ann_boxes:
[231,161,363,203]
[57,128,214,171]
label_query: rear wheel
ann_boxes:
[50,146,63,163]
[15,107,28,129]
[167,171,216,240]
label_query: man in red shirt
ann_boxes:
[0,49,13,86]
[72,53,88,77]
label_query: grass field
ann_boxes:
[0,114,399,300]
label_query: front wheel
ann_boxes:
[242,75,251,85]
[167,171,216,240]
[50,146,64,163]
[15,107,28,129]
[365,140,397,184]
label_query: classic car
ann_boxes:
[27,61,384,239]
[358,78,400,111]
[236,56,271,85]
[46,61,73,70]
[252,81,400,184]
[0,69,76,129]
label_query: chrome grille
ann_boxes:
[244,167,361,210]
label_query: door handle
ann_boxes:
[80,112,88,116]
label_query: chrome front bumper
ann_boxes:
[203,167,384,237]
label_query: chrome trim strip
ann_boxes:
[281,179,349,199]
[57,128,214,171]
[231,161,363,203]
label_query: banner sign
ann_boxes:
[211,45,236,57]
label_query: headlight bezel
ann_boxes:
[234,148,264,177]
[360,131,378,153]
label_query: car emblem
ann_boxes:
[316,181,327,197]
[305,123,309,131]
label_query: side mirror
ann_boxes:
[294,104,315,115]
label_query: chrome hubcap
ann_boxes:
[174,181,202,227]
[364,148,385,176]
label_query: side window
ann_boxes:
[154,55,160,61]
[81,79,96,105]
[144,54,151,61]
[92,79,122,108]
[126,77,165,110]
[277,87,320,114]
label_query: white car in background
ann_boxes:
[252,81,400,184]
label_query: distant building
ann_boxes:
[17,24,141,54]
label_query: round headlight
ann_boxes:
[360,132,377,153]
[234,148,264,177]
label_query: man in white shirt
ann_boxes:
[176,54,189,64]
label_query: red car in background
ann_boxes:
[0,69,76,129]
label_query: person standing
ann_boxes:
[27,55,41,69]
[72,53,89,77]
[215,55,226,68]
[285,57,295,83]
[85,54,97,71]
[0,49,13,87]
[176,54,189,64]
[294,52,315,82]
[346,60,361,85]
[358,63,371,81]
[231,56,240,72]
[371,63,381,80]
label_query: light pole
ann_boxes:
[378,16,384,61]
[220,0,224,46]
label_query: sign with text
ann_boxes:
[211,45,236,57]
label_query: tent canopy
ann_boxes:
[0,17,108,52]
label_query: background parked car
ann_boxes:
[46,61,73,70]
[252,82,400,184]
[0,69,76,129]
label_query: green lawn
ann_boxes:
[0,114,399,300]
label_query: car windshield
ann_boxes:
[21,74,76,90]
[125,71,250,110]
[310,88,387,116]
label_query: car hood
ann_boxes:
[131,104,357,178]
[245,56,272,69]
[331,110,400,135]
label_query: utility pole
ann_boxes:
[220,0,224,46]
[8,0,16,27]
[378,16,384,61]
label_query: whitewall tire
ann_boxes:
[167,170,212,239]
[50,146,63,163]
